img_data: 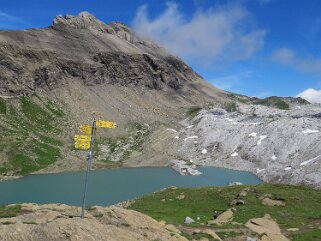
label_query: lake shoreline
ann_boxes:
[0,166,262,206]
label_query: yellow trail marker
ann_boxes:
[80,125,92,134]
[75,140,91,145]
[96,120,116,128]
[74,135,91,142]
[75,142,90,150]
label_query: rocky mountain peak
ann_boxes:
[52,12,137,43]
[53,11,109,32]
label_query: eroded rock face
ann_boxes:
[0,203,188,241]
[0,12,213,97]
[157,102,321,188]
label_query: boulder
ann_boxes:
[184,216,195,224]
[245,214,289,241]
[261,197,285,207]
[238,188,250,197]
[286,228,299,232]
[207,209,234,225]
[176,193,185,200]
[202,229,222,241]
[230,199,245,205]
[165,224,181,234]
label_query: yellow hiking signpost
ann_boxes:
[74,134,91,150]
[96,120,116,128]
[75,118,117,219]
[80,125,92,135]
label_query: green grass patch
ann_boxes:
[93,212,104,218]
[10,154,37,176]
[186,106,202,118]
[291,229,321,241]
[39,135,63,147]
[217,231,241,239]
[21,97,56,132]
[0,97,6,114]
[253,96,290,110]
[22,221,37,224]
[181,232,217,240]
[0,96,65,176]
[6,139,61,175]
[0,205,22,218]
[224,102,238,112]
[46,100,65,117]
[129,183,321,240]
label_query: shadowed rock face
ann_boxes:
[0,11,220,97]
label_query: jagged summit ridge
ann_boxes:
[0,11,224,98]
[53,12,134,42]
[53,11,106,30]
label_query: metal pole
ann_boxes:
[81,118,96,219]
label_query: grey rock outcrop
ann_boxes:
[162,103,321,188]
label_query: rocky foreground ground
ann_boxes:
[2,183,321,241]
[0,203,188,241]
[0,203,290,241]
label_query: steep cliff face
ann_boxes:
[0,11,224,98]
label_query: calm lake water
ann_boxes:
[0,167,262,206]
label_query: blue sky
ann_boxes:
[1,0,321,101]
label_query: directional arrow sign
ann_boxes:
[75,139,90,145]
[80,125,92,135]
[74,135,91,142]
[96,120,116,128]
[75,142,91,150]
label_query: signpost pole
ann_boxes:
[81,118,96,219]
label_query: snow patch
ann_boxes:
[302,129,319,134]
[249,132,257,137]
[257,135,267,145]
[300,155,321,166]
[201,149,207,154]
[167,128,177,133]
[186,125,194,129]
[231,152,238,157]
[174,136,180,139]
[271,154,277,160]
[225,118,234,122]
[184,136,198,141]
[284,166,292,171]
[256,168,265,174]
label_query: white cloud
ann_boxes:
[272,48,321,75]
[0,11,29,29]
[296,88,321,104]
[132,2,266,65]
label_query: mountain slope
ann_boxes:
[0,12,228,178]
[1,12,321,189]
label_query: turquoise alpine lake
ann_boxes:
[0,167,262,206]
